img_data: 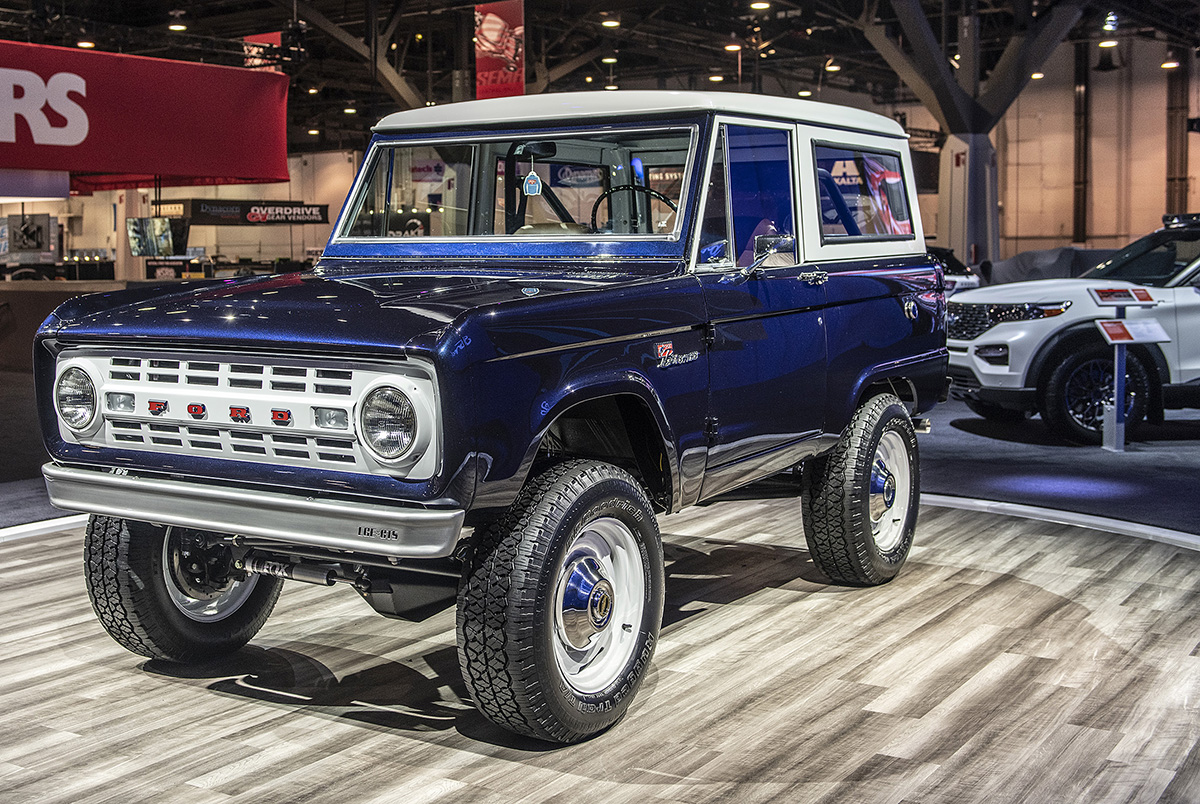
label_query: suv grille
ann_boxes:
[58,349,435,476]
[947,302,993,340]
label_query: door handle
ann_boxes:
[799,270,828,286]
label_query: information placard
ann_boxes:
[1095,318,1171,344]
[1087,287,1158,306]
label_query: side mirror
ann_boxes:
[745,233,795,275]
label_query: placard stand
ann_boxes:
[1087,288,1169,452]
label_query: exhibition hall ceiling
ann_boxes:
[0,1,1195,152]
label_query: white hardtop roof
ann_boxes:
[373,90,906,138]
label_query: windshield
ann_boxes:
[1083,228,1200,286]
[340,126,693,240]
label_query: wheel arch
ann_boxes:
[1028,321,1168,421]
[533,382,679,513]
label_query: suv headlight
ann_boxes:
[360,386,418,460]
[989,301,1072,322]
[55,367,97,431]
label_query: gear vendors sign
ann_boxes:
[0,40,289,192]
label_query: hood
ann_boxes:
[950,277,1150,305]
[47,265,667,357]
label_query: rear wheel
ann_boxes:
[457,460,664,743]
[83,516,281,663]
[801,394,919,586]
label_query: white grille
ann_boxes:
[56,348,440,479]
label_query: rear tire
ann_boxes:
[801,394,919,586]
[456,460,664,743]
[83,516,281,663]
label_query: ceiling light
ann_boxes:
[824,58,840,72]
[168,9,187,31]
[798,89,813,97]
[750,1,771,9]
[585,75,593,83]
[709,75,724,82]
[1103,11,1118,32]
[343,107,357,114]
[604,83,618,90]
[1031,71,1045,79]
[1099,40,1118,48]
[76,39,95,48]
[168,22,187,31]
[307,129,320,135]
[725,35,742,52]
[307,87,319,94]
[601,16,620,28]
[602,56,617,64]
[1162,58,1180,69]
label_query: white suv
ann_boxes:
[948,215,1200,443]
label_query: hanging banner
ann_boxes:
[0,40,289,190]
[152,199,329,225]
[474,1,524,100]
[244,32,283,72]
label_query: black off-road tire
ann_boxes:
[801,394,919,586]
[456,459,664,744]
[1040,343,1149,445]
[965,399,1028,423]
[83,515,282,663]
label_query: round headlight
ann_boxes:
[56,367,97,431]
[361,386,417,460]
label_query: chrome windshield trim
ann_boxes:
[43,463,465,559]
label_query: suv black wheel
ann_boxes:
[1040,343,1149,444]
[801,394,919,586]
[83,516,282,663]
[965,399,1028,423]
[456,459,664,743]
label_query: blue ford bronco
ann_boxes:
[37,91,946,743]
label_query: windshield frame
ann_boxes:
[325,120,703,262]
[1081,227,1200,288]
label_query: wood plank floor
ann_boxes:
[2,495,1199,804]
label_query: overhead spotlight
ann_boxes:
[1031,71,1045,79]
[602,56,618,64]
[604,83,618,90]
[709,75,725,82]
[76,38,96,48]
[167,9,187,31]
[750,1,771,9]
[585,75,594,83]
[1099,39,1118,48]
[601,15,620,28]
[1162,56,1181,69]
[824,57,840,72]
[343,106,357,114]
[797,89,813,97]
[307,87,319,94]
[1103,11,1118,32]
[307,129,320,135]
[724,35,742,52]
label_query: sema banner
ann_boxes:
[475,1,524,99]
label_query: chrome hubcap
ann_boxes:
[869,431,910,553]
[552,517,645,694]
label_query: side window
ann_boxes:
[814,144,912,240]
[727,125,795,267]
[698,127,731,264]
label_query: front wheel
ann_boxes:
[1040,344,1149,444]
[801,394,919,586]
[456,460,664,743]
[83,516,281,663]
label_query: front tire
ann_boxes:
[83,516,281,663]
[801,394,919,586]
[456,460,664,743]
[1040,343,1149,444]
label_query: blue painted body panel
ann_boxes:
[35,110,946,523]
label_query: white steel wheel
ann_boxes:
[868,430,912,554]
[162,528,260,623]
[551,517,647,695]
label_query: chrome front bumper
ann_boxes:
[43,463,466,559]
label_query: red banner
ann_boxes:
[474,1,524,100]
[0,40,289,191]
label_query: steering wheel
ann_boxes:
[590,184,678,233]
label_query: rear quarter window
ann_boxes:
[813,143,913,242]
